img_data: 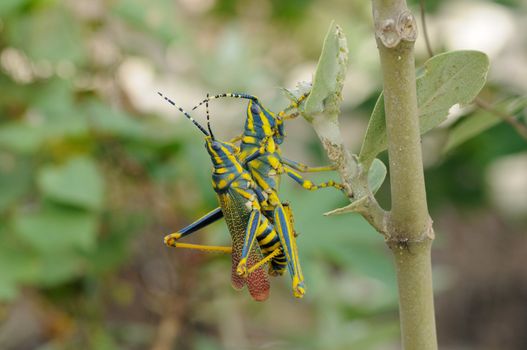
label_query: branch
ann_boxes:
[372,1,438,349]
[419,0,434,57]
[475,97,527,141]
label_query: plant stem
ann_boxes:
[372,1,438,349]
[389,240,436,349]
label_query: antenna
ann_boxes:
[205,93,215,140]
[191,93,259,112]
[157,92,209,136]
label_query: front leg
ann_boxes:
[282,157,336,173]
[284,167,345,192]
[228,134,243,144]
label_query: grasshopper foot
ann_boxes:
[293,278,306,298]
[236,258,249,277]
[164,232,182,247]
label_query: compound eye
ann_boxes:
[211,142,221,151]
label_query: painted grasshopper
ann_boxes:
[159,93,300,301]
[191,93,348,297]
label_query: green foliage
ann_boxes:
[0,0,22,16]
[360,51,490,166]
[38,157,104,211]
[8,7,85,64]
[14,203,98,253]
[112,0,183,44]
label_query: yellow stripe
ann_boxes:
[251,171,272,191]
[260,111,272,135]
[247,103,255,132]
[259,230,275,246]
[242,136,257,143]
[220,145,243,173]
[261,242,281,253]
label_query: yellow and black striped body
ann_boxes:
[207,138,287,283]
[159,92,290,300]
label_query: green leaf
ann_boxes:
[13,204,99,253]
[38,157,104,210]
[359,50,490,166]
[358,94,385,167]
[368,158,387,194]
[0,122,48,154]
[418,51,489,132]
[304,21,348,118]
[444,97,527,153]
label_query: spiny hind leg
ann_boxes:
[273,203,305,298]
[281,202,300,237]
[164,241,232,254]
[236,209,261,277]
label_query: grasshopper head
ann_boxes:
[205,137,240,168]
[246,100,283,143]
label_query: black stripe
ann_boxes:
[260,239,280,251]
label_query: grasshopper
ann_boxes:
[191,93,348,297]
[159,93,303,301]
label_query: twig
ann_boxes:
[420,0,434,57]
[475,97,527,141]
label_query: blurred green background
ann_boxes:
[0,0,526,349]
